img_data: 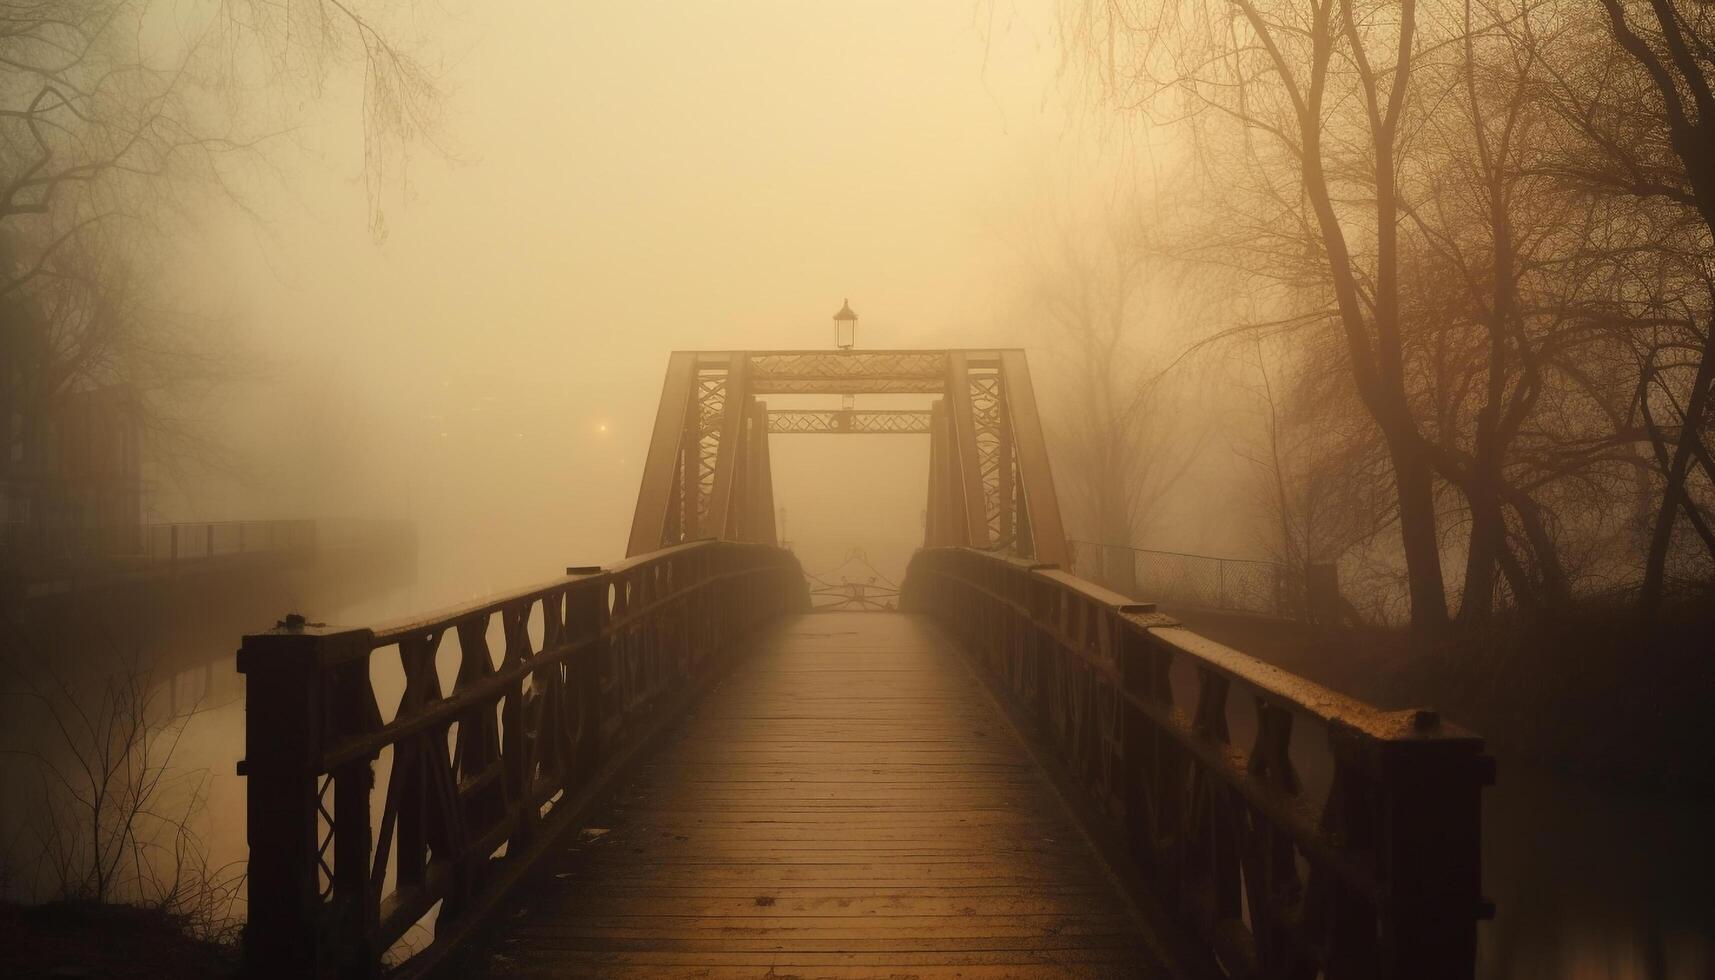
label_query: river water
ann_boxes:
[1479,767,1713,979]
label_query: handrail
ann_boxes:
[902,547,1491,980]
[237,540,808,979]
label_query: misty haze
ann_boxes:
[2,2,1712,979]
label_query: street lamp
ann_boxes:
[832,298,858,350]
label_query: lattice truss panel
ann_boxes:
[768,410,932,434]
[966,368,1018,550]
[749,351,948,394]
[687,367,728,535]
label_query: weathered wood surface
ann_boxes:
[465,611,1169,979]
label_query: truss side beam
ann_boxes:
[925,399,949,547]
[945,352,992,549]
[627,352,699,557]
[747,398,778,546]
[703,353,752,540]
[999,349,1068,565]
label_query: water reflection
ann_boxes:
[160,585,421,875]
[1481,768,1714,980]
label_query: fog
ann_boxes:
[6,1,1713,977]
[151,2,1212,607]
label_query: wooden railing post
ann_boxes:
[1374,718,1493,978]
[572,575,607,782]
[237,623,374,979]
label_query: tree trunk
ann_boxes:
[1640,326,1715,613]
[1098,455,1139,597]
[1458,491,1502,625]
[1505,486,1571,605]
[1389,437,1451,632]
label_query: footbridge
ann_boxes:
[237,349,1491,979]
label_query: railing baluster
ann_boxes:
[900,546,1490,980]
[240,543,808,978]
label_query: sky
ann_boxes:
[158,1,1216,612]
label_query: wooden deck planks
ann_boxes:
[468,612,1169,979]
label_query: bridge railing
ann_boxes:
[903,547,1491,980]
[238,540,807,979]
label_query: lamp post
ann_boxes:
[832,300,859,424]
[832,299,858,350]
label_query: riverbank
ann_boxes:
[1172,596,1715,978]
[0,902,235,980]
[1175,591,1715,798]
[1389,592,1715,798]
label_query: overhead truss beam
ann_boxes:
[768,410,932,434]
[749,351,948,395]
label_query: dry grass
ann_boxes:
[0,901,236,979]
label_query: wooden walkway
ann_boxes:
[468,612,1169,979]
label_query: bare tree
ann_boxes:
[0,628,240,931]
[1060,0,1715,627]
[1234,335,1401,611]
[1,0,445,535]
[1062,0,1468,630]
[1,0,441,282]
[0,0,441,931]
[1014,200,1204,592]
[1581,0,1715,611]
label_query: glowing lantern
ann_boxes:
[832,299,858,349]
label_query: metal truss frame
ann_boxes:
[628,349,1066,566]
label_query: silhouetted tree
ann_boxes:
[1585,0,1715,611]
[1060,0,1714,625]
[1063,0,1466,630]
[1014,200,1204,592]
[1,0,444,527]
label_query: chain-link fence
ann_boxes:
[1069,540,1301,619]
[139,520,318,561]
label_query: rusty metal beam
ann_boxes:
[925,399,950,547]
[747,399,777,546]
[997,386,1015,547]
[999,350,1067,565]
[768,409,933,434]
[749,350,948,395]
[627,352,698,556]
[945,352,991,549]
[704,354,752,540]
